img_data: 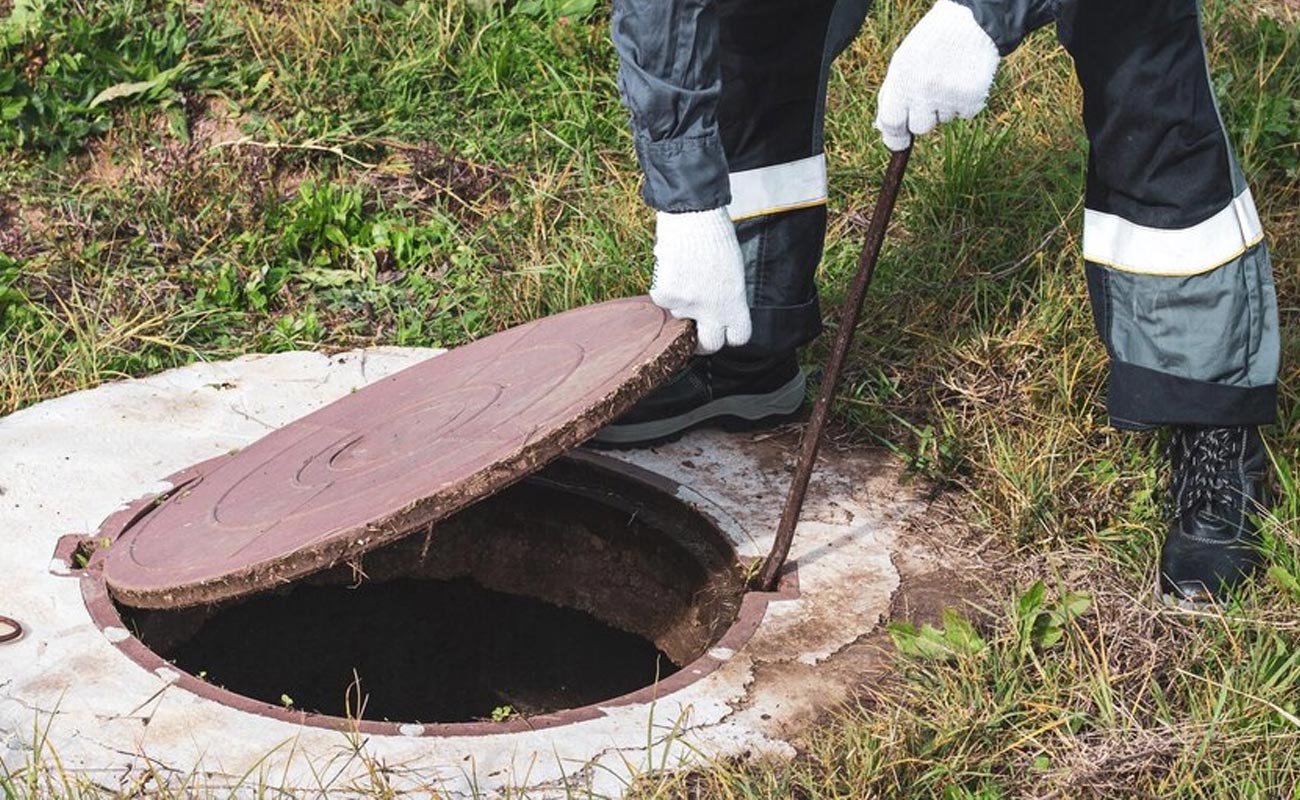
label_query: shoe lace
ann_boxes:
[1167,426,1242,517]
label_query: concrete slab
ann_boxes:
[1,347,936,798]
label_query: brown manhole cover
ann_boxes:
[99,297,695,610]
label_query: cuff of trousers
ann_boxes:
[721,295,824,360]
[1106,360,1278,431]
[635,134,732,213]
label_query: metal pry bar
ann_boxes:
[756,145,913,592]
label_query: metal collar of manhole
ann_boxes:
[96,297,694,609]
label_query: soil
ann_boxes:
[0,201,47,260]
[370,142,511,227]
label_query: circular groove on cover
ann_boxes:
[102,297,694,609]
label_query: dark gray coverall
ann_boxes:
[611,0,1280,429]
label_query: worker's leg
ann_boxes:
[718,0,871,359]
[1059,0,1279,429]
[1059,0,1279,604]
[595,0,872,446]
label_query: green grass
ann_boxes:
[2,0,1298,797]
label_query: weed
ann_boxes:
[512,0,602,23]
[490,704,516,722]
[0,0,253,158]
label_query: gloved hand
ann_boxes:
[875,0,1000,151]
[651,207,752,355]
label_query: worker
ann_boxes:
[595,0,1280,607]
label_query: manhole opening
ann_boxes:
[115,456,748,726]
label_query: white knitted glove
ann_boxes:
[875,0,1000,151]
[651,208,752,355]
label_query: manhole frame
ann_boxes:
[54,450,799,737]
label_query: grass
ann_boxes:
[2,0,1298,796]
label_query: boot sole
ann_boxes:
[588,370,808,449]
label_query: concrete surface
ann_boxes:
[0,348,935,798]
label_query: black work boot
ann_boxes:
[590,351,806,447]
[1160,425,1268,607]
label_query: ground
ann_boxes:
[1,348,956,798]
[2,0,1299,797]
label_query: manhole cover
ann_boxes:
[100,297,693,609]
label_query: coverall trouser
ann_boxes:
[716,0,1279,429]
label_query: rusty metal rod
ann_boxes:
[755,145,912,593]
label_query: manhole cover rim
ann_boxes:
[65,451,798,738]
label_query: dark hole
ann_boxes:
[158,577,677,723]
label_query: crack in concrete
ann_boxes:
[227,402,278,431]
[6,696,61,717]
